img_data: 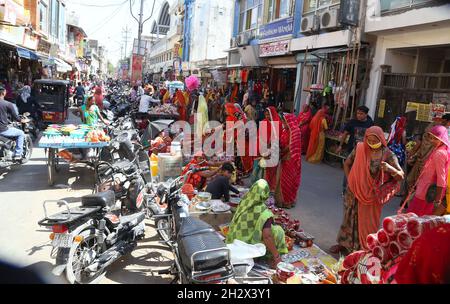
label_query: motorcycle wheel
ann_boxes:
[21,135,33,164]
[65,229,106,284]
[156,218,171,243]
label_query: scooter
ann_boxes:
[38,191,146,284]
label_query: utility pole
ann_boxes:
[130,0,156,56]
[137,0,144,56]
[122,26,131,59]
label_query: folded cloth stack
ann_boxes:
[341,214,449,284]
[406,215,447,238]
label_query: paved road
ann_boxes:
[287,158,400,257]
[0,148,173,284]
[0,139,400,283]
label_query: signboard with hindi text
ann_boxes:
[260,40,290,57]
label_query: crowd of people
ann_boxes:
[2,73,450,282]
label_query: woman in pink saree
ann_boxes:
[298,104,312,155]
[407,125,450,216]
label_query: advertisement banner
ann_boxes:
[259,17,294,43]
[260,40,290,57]
[131,54,143,84]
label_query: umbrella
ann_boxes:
[141,119,174,145]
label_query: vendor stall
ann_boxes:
[148,104,180,121]
[186,186,339,284]
[38,124,111,186]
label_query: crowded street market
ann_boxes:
[0,0,449,288]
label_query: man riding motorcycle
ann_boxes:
[0,86,28,161]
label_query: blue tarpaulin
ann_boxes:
[16,47,39,61]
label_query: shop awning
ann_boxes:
[53,58,73,73]
[16,47,39,60]
[37,53,52,66]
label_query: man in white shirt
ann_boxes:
[139,92,152,113]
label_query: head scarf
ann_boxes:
[395,223,450,284]
[429,125,450,148]
[226,179,270,244]
[21,85,31,103]
[347,126,388,205]
[388,116,407,144]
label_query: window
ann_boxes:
[58,2,66,47]
[380,0,432,12]
[39,1,48,34]
[303,0,339,14]
[50,0,59,38]
[239,0,263,33]
[267,0,293,22]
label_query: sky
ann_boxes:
[67,0,167,66]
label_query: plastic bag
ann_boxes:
[226,240,266,276]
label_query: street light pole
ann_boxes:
[138,0,144,56]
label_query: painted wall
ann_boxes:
[187,0,234,63]
[364,26,450,118]
[365,1,450,33]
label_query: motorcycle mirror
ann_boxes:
[23,112,30,117]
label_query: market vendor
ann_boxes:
[226,179,288,269]
[150,129,175,154]
[85,96,109,126]
[205,162,240,202]
[181,151,220,190]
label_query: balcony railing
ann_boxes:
[383,73,450,92]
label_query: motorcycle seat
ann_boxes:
[178,229,230,273]
[178,216,215,238]
[82,191,115,208]
[120,212,145,226]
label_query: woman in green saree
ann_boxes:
[226,179,288,268]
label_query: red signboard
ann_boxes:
[131,54,143,84]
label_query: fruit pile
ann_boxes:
[86,129,110,142]
[149,104,179,115]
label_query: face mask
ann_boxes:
[368,142,382,150]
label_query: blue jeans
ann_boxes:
[0,127,25,156]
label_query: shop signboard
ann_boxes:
[131,54,143,84]
[431,103,446,120]
[260,40,290,57]
[259,17,294,43]
[22,30,39,50]
[0,24,24,45]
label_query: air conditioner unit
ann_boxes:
[237,32,251,46]
[300,15,320,34]
[320,9,340,30]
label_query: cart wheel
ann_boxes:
[48,149,56,186]
[54,150,61,173]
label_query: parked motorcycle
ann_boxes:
[148,168,235,284]
[37,191,146,284]
[0,113,34,169]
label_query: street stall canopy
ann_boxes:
[16,46,39,60]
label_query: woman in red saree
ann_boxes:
[94,86,104,110]
[274,113,302,208]
[181,152,217,190]
[263,106,281,191]
[332,126,404,254]
[174,90,187,121]
[224,103,253,175]
[306,105,329,163]
[297,104,312,155]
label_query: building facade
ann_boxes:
[363,0,450,134]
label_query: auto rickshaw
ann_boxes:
[32,79,70,128]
